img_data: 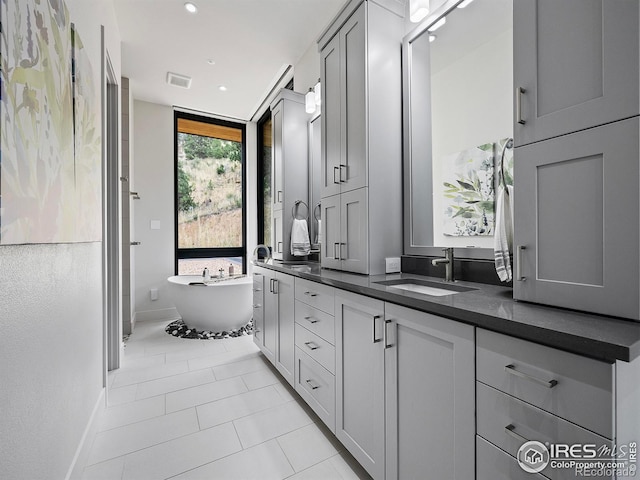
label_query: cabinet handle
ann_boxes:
[339,243,346,260]
[277,242,283,253]
[373,315,383,343]
[516,86,526,125]
[304,316,319,324]
[505,364,558,388]
[305,379,320,390]
[384,319,394,349]
[333,166,340,185]
[269,278,276,293]
[516,245,526,281]
[253,288,262,292]
[339,164,347,183]
[277,190,283,202]
[272,279,279,294]
[253,304,261,309]
[333,242,340,259]
[304,341,319,351]
[505,424,531,443]
[304,291,318,297]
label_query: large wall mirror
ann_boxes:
[403,0,513,259]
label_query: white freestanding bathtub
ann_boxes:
[167,275,253,332]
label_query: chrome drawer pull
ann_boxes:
[305,379,320,390]
[505,424,530,443]
[304,341,319,351]
[505,364,558,388]
[304,291,318,297]
[516,86,526,125]
[304,316,319,324]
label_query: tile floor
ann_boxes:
[82,319,370,480]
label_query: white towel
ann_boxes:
[494,185,514,282]
[291,218,311,256]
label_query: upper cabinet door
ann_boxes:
[340,3,367,193]
[321,194,341,271]
[514,0,639,147]
[321,34,342,199]
[514,117,640,320]
[271,102,284,210]
[340,188,368,274]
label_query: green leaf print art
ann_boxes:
[442,142,495,236]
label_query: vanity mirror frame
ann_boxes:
[403,0,507,261]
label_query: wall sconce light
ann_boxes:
[410,0,429,23]
[314,79,321,107]
[305,88,316,114]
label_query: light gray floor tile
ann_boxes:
[100,396,165,431]
[233,400,314,449]
[277,423,340,472]
[187,349,260,371]
[241,368,281,390]
[196,385,287,429]
[112,361,189,389]
[212,355,270,380]
[122,422,241,480]
[170,439,294,480]
[135,369,215,400]
[107,385,138,407]
[81,456,125,480]
[166,376,247,413]
[87,409,199,465]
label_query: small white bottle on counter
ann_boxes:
[203,267,210,282]
[229,263,234,276]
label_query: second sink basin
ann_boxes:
[375,278,477,297]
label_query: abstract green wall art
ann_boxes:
[1,0,101,244]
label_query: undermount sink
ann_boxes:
[375,278,477,297]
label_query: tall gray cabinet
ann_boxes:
[513,0,640,320]
[318,0,404,275]
[270,90,309,261]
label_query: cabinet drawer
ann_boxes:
[295,347,335,432]
[477,436,550,480]
[295,323,335,374]
[295,300,335,344]
[476,329,612,438]
[295,278,335,315]
[477,383,611,480]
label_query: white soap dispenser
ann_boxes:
[202,267,210,283]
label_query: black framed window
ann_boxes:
[174,111,246,275]
[256,109,272,247]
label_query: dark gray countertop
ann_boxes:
[255,261,640,363]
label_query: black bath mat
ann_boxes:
[165,319,253,340]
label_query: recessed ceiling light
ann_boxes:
[218,85,228,92]
[207,59,216,65]
[184,2,198,14]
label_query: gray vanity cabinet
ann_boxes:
[318,0,403,275]
[253,266,277,363]
[275,272,295,387]
[384,304,475,480]
[270,90,309,261]
[513,0,639,148]
[335,291,386,479]
[321,187,369,274]
[513,117,640,320]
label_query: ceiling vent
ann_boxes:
[167,72,192,89]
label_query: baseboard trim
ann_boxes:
[135,307,180,323]
[65,388,106,480]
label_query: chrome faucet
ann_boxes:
[252,244,272,265]
[432,248,454,282]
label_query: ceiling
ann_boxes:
[113,0,347,121]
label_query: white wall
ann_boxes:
[294,41,321,96]
[0,1,121,478]
[132,101,177,320]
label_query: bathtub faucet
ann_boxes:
[252,244,272,265]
